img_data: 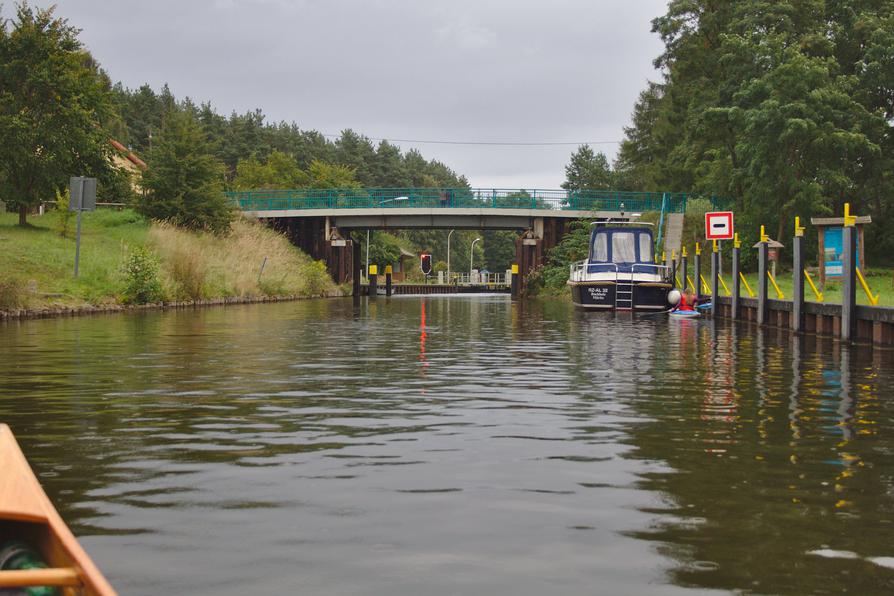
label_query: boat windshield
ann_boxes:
[639,233,653,262]
[593,232,608,261]
[612,232,637,263]
[590,229,655,264]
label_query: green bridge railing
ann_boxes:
[226,188,691,214]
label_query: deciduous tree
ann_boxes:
[0,3,114,226]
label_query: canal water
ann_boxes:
[1,296,893,595]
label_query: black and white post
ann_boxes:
[731,235,741,320]
[841,206,857,342]
[793,218,805,333]
[757,227,769,326]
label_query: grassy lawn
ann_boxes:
[0,209,149,308]
[0,208,335,310]
[683,267,894,307]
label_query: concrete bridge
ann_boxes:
[227,188,687,292]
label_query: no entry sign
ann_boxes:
[705,211,734,240]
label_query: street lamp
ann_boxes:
[446,229,455,284]
[470,237,481,279]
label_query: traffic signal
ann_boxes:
[420,253,432,275]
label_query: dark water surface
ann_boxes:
[2,296,894,595]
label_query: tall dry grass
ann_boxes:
[148,218,335,299]
[0,276,29,310]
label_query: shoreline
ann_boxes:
[0,290,345,322]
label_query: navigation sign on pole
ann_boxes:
[705,211,734,241]
[70,176,97,278]
[69,177,97,212]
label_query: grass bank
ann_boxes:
[710,270,894,307]
[0,209,337,312]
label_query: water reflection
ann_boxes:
[1,299,893,594]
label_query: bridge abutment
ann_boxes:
[271,216,354,285]
[515,217,567,295]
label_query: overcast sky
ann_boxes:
[50,0,668,188]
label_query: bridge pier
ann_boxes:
[271,216,354,285]
[515,218,567,295]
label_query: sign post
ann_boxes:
[69,177,97,277]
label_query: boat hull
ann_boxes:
[570,281,672,311]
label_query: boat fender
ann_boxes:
[0,541,58,596]
[668,289,681,306]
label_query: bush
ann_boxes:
[54,189,74,238]
[121,247,163,304]
[0,277,28,310]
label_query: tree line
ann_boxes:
[612,0,894,263]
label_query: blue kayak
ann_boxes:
[669,309,700,318]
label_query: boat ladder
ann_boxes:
[615,277,634,310]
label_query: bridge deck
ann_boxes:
[229,188,688,215]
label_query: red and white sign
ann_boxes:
[705,211,734,240]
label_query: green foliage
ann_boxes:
[365,232,405,268]
[138,110,232,232]
[618,0,894,265]
[53,189,73,238]
[0,3,114,225]
[306,160,360,189]
[561,146,614,191]
[233,151,308,189]
[483,230,517,272]
[531,220,593,294]
[121,246,163,304]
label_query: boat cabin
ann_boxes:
[587,226,659,274]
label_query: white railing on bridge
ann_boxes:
[362,270,511,287]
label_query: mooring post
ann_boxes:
[694,243,702,302]
[352,239,362,298]
[758,226,769,326]
[793,217,805,333]
[680,246,688,292]
[369,264,378,299]
[670,250,678,288]
[385,264,393,297]
[711,240,720,317]
[510,263,519,300]
[731,234,741,320]
[841,204,857,342]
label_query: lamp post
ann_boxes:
[446,229,455,284]
[470,237,481,281]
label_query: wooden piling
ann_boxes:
[369,265,378,299]
[510,264,519,300]
[680,247,688,292]
[352,239,362,298]
[385,264,393,297]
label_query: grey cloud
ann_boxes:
[53,0,667,187]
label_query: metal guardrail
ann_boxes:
[227,188,691,214]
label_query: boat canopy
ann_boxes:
[589,227,655,264]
